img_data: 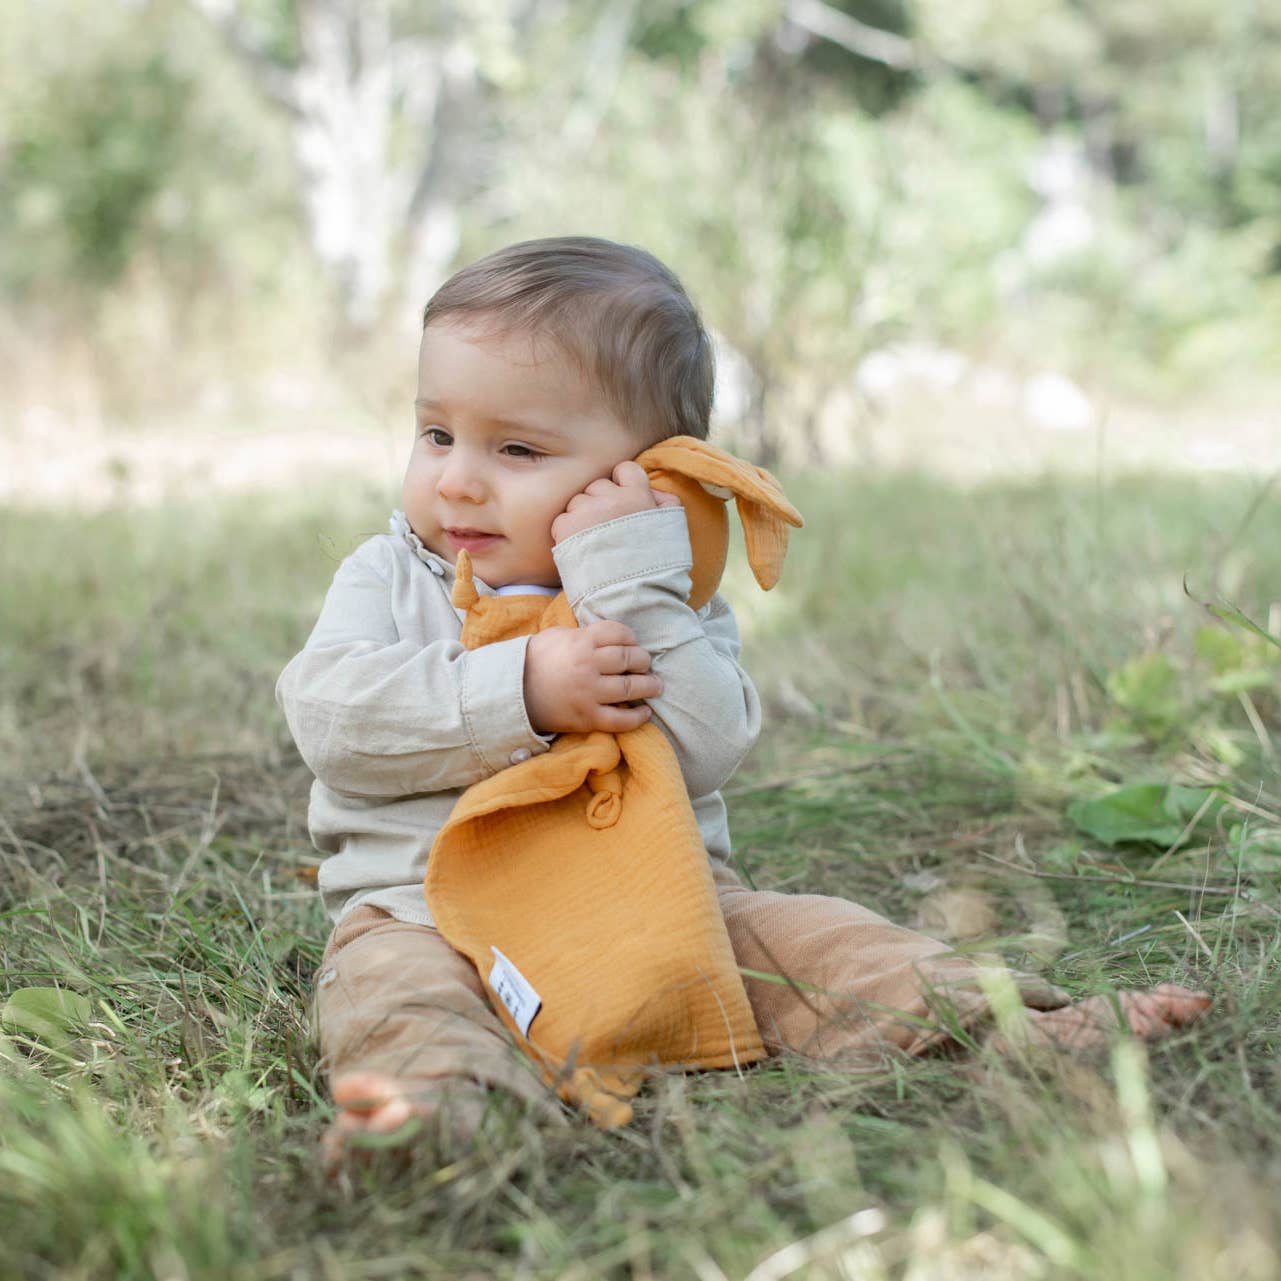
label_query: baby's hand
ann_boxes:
[551,460,681,544]
[523,620,661,735]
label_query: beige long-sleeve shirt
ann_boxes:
[276,506,763,927]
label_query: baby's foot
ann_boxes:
[322,1069,487,1177]
[997,982,1210,1054]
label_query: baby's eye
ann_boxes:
[422,427,452,446]
[502,443,543,460]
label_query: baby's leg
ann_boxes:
[314,905,559,1173]
[711,865,1208,1064]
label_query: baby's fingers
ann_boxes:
[612,460,650,488]
[597,673,662,704]
[591,703,654,733]
[596,643,651,675]
[583,620,639,650]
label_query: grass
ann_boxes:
[1,464,1279,1280]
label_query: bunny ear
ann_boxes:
[731,459,803,591]
[638,437,803,592]
[451,549,480,611]
[736,491,791,591]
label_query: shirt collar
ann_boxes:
[391,510,452,576]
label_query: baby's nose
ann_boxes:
[437,455,487,500]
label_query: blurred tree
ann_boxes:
[907,0,1281,251]
[190,0,594,329]
[2,0,1278,424]
[0,0,311,414]
[484,0,1038,461]
[187,0,931,349]
[481,0,901,461]
[0,10,190,294]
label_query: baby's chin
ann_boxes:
[462,549,561,591]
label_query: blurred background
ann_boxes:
[5,0,1281,509]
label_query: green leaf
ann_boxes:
[1105,653,1183,729]
[1197,726,1247,769]
[1164,784,1228,825]
[1194,626,1245,675]
[0,988,95,1047]
[1232,828,1281,874]
[1184,581,1281,656]
[1066,783,1231,848]
[1206,602,1281,655]
[1195,623,1280,697]
[1209,668,1276,695]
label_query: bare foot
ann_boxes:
[998,983,1211,1054]
[322,1070,487,1177]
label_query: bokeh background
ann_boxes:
[3,5,1281,1279]
[5,0,1281,509]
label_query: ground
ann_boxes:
[1,406,1279,1280]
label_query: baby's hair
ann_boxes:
[421,236,714,445]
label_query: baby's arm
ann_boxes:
[276,539,551,798]
[551,471,762,798]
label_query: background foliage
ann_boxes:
[4,0,1281,432]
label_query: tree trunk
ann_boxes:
[292,1,397,328]
[195,0,464,330]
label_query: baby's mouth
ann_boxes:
[444,528,503,551]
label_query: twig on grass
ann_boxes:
[1147,789,1222,875]
[1237,690,1277,760]
[976,850,1255,900]
[1173,909,1216,964]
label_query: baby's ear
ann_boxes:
[637,436,803,592]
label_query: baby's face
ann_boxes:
[404,321,638,588]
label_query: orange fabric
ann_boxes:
[424,437,803,1126]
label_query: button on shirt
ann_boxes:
[275,507,762,927]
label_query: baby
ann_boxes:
[277,235,1209,1169]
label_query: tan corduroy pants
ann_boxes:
[313,864,1069,1114]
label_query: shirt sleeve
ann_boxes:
[275,540,551,798]
[552,505,762,798]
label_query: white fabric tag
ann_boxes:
[488,947,542,1036]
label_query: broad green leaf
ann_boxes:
[1067,784,1179,846]
[1066,783,1230,848]
[1,988,95,1047]
[1164,784,1229,825]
